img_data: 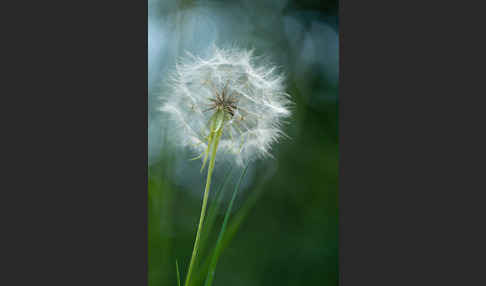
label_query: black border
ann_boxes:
[5,1,148,284]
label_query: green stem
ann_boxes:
[184,128,223,286]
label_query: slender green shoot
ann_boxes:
[203,173,266,272]
[176,260,181,286]
[204,165,249,286]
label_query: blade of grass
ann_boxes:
[176,260,181,286]
[200,163,234,256]
[195,165,267,284]
[204,165,249,286]
[219,180,264,249]
[204,173,266,272]
[194,165,264,284]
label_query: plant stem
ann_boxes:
[184,128,223,286]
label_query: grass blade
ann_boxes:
[176,260,181,286]
[217,179,265,253]
[204,165,249,286]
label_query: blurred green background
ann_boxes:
[149,0,338,285]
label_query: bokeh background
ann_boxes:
[149,0,339,285]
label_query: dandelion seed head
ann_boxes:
[160,46,292,165]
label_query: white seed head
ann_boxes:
[160,46,292,165]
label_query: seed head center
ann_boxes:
[204,81,238,117]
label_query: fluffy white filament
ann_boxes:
[160,46,292,165]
